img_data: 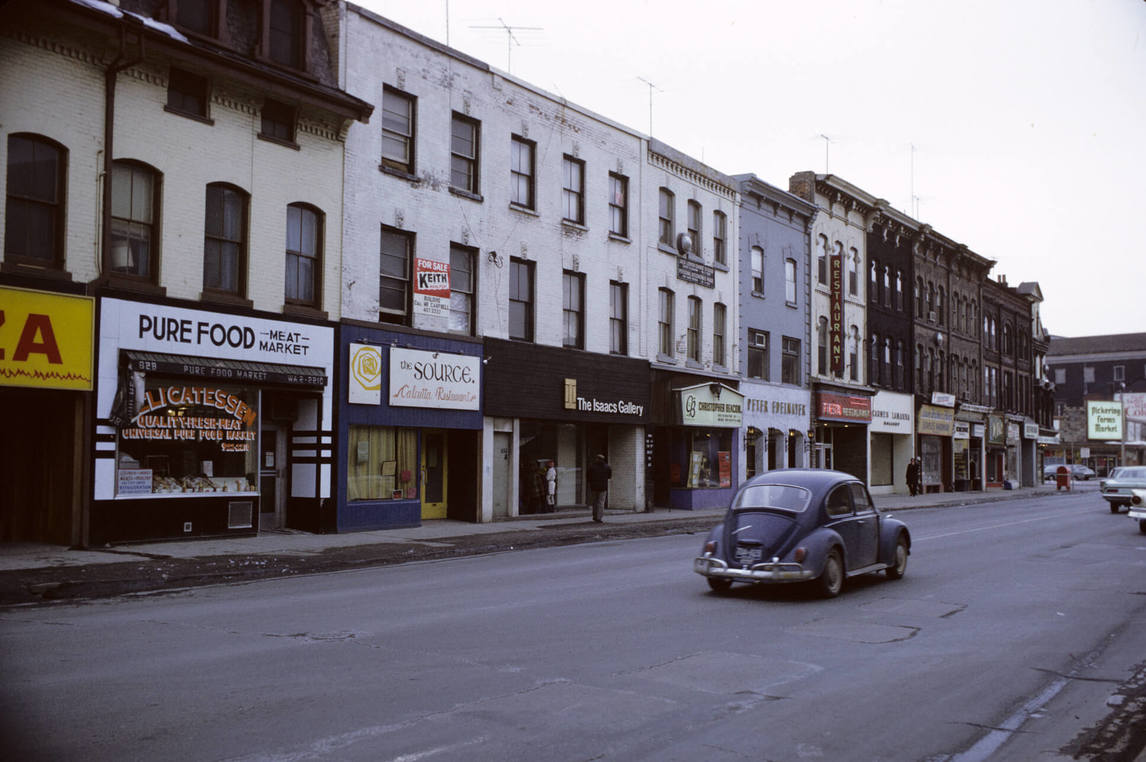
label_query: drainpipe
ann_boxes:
[100,23,143,276]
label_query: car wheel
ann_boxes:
[1139,520,1146,535]
[886,535,908,580]
[706,577,732,593]
[816,550,844,598]
[1111,502,1122,514]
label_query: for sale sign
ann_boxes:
[413,258,450,318]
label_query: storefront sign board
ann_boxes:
[1087,400,1123,440]
[389,346,480,410]
[348,343,382,405]
[829,253,844,374]
[0,286,94,390]
[816,391,871,423]
[679,383,743,427]
[870,391,913,433]
[1023,421,1039,439]
[918,404,955,436]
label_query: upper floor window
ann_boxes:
[379,225,412,325]
[174,0,215,35]
[781,337,801,385]
[381,87,415,174]
[712,210,727,266]
[751,246,764,293]
[449,243,476,335]
[450,113,479,195]
[916,277,924,317]
[510,135,535,210]
[203,183,248,296]
[4,133,66,269]
[785,258,797,304]
[747,330,769,380]
[658,188,674,247]
[937,287,945,325]
[816,316,829,376]
[260,99,296,144]
[608,173,628,237]
[882,266,891,307]
[817,235,829,284]
[562,270,585,348]
[509,257,534,341]
[849,327,860,382]
[686,296,702,362]
[686,201,701,259]
[895,270,904,311]
[713,302,726,367]
[285,203,322,308]
[562,155,585,224]
[268,0,304,69]
[848,249,859,295]
[870,333,881,385]
[167,68,209,119]
[1114,365,1126,382]
[610,281,628,355]
[108,160,160,280]
[869,260,878,301]
[658,288,674,357]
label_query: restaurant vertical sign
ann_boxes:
[829,252,844,375]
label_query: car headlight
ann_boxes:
[703,540,718,554]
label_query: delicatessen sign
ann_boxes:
[116,382,258,496]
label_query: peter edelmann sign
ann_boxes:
[1087,400,1123,440]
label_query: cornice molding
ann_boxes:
[648,148,736,202]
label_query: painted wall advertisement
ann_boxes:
[1087,400,1123,440]
[389,346,480,410]
[0,286,94,391]
[412,258,450,318]
[918,404,955,437]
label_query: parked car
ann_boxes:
[1127,489,1146,532]
[693,469,910,598]
[1102,467,1146,513]
[1043,464,1066,481]
[1070,464,1097,481]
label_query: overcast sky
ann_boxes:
[363,0,1146,339]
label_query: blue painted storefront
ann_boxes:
[335,324,483,531]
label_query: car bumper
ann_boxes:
[693,554,815,583]
[1103,493,1131,504]
[1128,508,1146,521]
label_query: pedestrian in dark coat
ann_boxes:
[587,454,612,523]
[906,458,919,497]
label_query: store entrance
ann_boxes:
[259,423,286,530]
[420,430,447,520]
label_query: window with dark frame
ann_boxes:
[381,86,415,174]
[817,235,828,284]
[712,211,727,266]
[658,188,674,247]
[509,257,534,341]
[785,258,797,304]
[871,333,881,385]
[751,246,764,293]
[687,296,701,362]
[167,68,209,118]
[817,316,828,375]
[562,270,584,349]
[849,250,859,295]
[175,0,214,35]
[379,226,412,325]
[713,302,726,367]
[747,330,769,380]
[510,135,535,209]
[450,113,479,194]
[109,160,158,280]
[609,281,628,355]
[203,183,247,295]
[285,203,321,307]
[260,99,296,144]
[608,173,628,237]
[4,133,66,268]
[686,201,701,259]
[268,0,303,69]
[448,243,476,335]
[658,288,673,357]
[781,336,800,385]
[562,156,585,224]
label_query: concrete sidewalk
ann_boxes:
[0,482,1069,574]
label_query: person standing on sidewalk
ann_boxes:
[906,458,919,497]
[587,453,612,523]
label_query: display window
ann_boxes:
[673,429,732,489]
[116,379,258,496]
[347,425,417,501]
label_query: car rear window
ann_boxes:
[1120,468,1146,479]
[732,484,811,512]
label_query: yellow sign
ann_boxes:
[0,286,94,390]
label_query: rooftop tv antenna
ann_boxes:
[469,17,542,74]
[819,133,833,174]
[637,76,662,136]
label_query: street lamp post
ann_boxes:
[1120,381,1127,468]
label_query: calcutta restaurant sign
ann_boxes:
[389,347,479,410]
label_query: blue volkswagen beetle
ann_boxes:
[693,469,911,598]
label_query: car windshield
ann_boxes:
[732,484,811,513]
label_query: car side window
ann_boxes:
[825,486,853,517]
[849,483,874,513]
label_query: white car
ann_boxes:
[1128,489,1146,533]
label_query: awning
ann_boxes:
[123,350,326,389]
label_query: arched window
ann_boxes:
[870,333,880,385]
[937,287,945,325]
[5,133,67,269]
[817,235,829,284]
[286,203,323,308]
[204,182,248,295]
[849,249,859,296]
[916,277,924,317]
[817,316,829,375]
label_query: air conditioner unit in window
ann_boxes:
[928,311,936,323]
[752,334,767,348]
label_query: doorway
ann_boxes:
[421,430,447,520]
[493,431,511,519]
[259,423,287,530]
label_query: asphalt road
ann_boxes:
[2,490,1145,761]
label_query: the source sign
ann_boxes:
[1087,400,1123,440]
[389,347,479,410]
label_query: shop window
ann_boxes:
[450,113,479,195]
[115,379,257,496]
[285,203,322,307]
[203,183,248,296]
[449,243,475,335]
[4,133,66,269]
[673,429,732,489]
[381,87,416,175]
[379,225,412,325]
[109,160,160,280]
[347,425,417,501]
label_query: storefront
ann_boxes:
[740,381,809,479]
[812,387,872,481]
[336,327,483,530]
[0,284,94,544]
[869,391,914,495]
[1021,419,1039,486]
[956,403,990,491]
[1006,415,1024,486]
[484,338,649,519]
[917,398,955,493]
[91,297,334,544]
[985,413,1006,488]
